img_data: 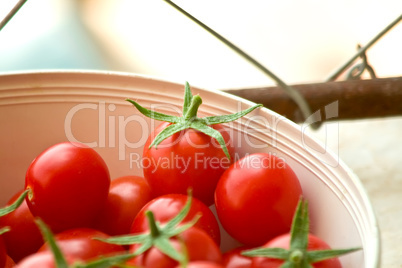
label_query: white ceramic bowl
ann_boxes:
[0,71,380,267]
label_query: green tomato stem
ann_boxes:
[0,226,10,235]
[96,192,197,265]
[183,95,202,120]
[290,249,304,264]
[0,189,29,217]
[127,82,262,160]
[241,198,362,267]
[35,218,69,268]
[145,210,161,238]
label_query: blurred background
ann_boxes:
[0,0,401,266]
[0,0,401,89]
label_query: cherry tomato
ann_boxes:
[127,227,222,268]
[222,246,253,268]
[95,175,153,235]
[175,261,225,268]
[25,142,110,232]
[250,233,342,268]
[0,190,43,263]
[15,251,77,268]
[38,228,125,261]
[214,153,302,246]
[130,193,221,245]
[143,122,234,206]
[0,235,6,268]
[4,255,15,268]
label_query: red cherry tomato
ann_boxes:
[0,190,43,263]
[214,153,302,246]
[143,122,234,206]
[25,142,110,232]
[37,228,125,261]
[175,261,225,268]
[251,233,342,268]
[222,246,253,268]
[130,193,221,245]
[4,255,15,268]
[95,176,153,235]
[15,251,77,268]
[0,235,6,268]
[127,227,222,268]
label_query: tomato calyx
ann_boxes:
[126,82,262,159]
[0,189,29,238]
[98,191,200,264]
[0,227,10,236]
[242,198,361,267]
[35,218,69,268]
[34,218,137,268]
[0,189,29,217]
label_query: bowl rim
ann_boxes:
[0,69,381,267]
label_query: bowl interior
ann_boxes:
[0,71,379,267]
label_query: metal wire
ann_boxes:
[346,44,377,80]
[0,0,28,31]
[326,14,402,82]
[161,0,317,127]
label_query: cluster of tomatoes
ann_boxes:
[0,85,357,268]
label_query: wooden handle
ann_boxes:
[222,77,402,123]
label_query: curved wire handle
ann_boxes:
[0,0,28,31]
[162,1,402,129]
[161,0,316,128]
[326,14,402,82]
[346,44,377,80]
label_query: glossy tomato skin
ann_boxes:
[95,176,153,235]
[127,227,222,268]
[143,122,234,206]
[215,153,302,246]
[25,142,110,233]
[130,193,221,245]
[251,233,342,268]
[15,251,77,268]
[174,261,225,268]
[0,190,43,263]
[37,228,125,261]
[222,246,253,268]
